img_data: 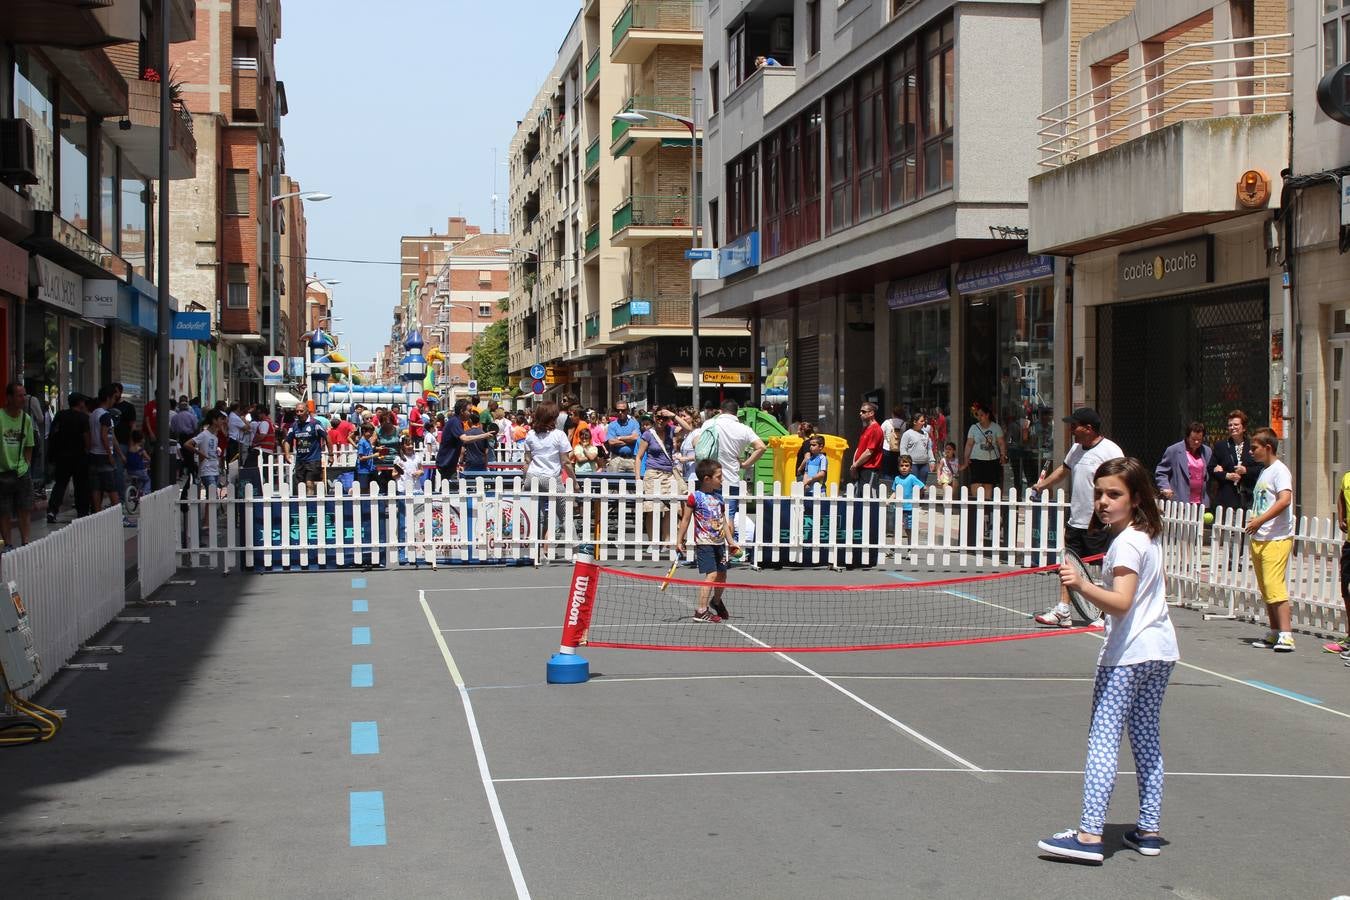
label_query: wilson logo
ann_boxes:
[566,575,590,626]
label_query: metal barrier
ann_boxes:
[3,504,124,697]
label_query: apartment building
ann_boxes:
[277,173,309,357]
[507,0,749,413]
[700,0,1079,472]
[380,217,498,387]
[169,0,288,406]
[1,0,196,411]
[1029,0,1297,500]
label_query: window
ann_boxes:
[728,23,746,92]
[709,64,720,114]
[479,303,492,317]
[827,85,854,233]
[724,150,759,241]
[478,270,492,284]
[887,43,919,207]
[13,51,56,212]
[806,0,820,57]
[100,137,118,250]
[121,176,149,277]
[856,64,886,222]
[922,19,955,194]
[225,169,250,215]
[226,264,249,308]
[59,94,90,228]
[708,198,720,247]
[1325,1,1350,72]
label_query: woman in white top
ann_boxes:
[879,406,906,480]
[522,402,575,484]
[897,413,933,484]
[1038,456,1178,864]
[960,400,1007,499]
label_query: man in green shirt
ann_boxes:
[0,382,36,549]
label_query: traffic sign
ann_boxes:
[529,363,546,380]
[531,378,546,394]
[467,379,478,394]
[684,248,713,261]
[519,377,533,392]
[491,390,502,401]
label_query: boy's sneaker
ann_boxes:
[710,599,729,619]
[45,513,57,524]
[1341,648,1350,661]
[1272,633,1295,653]
[692,609,722,624]
[1037,829,1104,864]
[1122,829,1163,856]
[1250,630,1278,649]
[1034,604,1073,628]
[1322,636,1350,654]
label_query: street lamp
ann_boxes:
[612,105,701,406]
[268,190,332,411]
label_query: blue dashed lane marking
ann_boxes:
[351,664,373,687]
[352,627,371,646]
[1245,680,1322,706]
[351,577,367,589]
[351,722,380,755]
[352,599,368,613]
[349,791,386,846]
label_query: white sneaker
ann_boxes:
[1034,604,1073,628]
[1250,630,1278,649]
[1272,633,1295,653]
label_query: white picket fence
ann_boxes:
[174,478,1070,572]
[136,486,182,600]
[3,503,125,697]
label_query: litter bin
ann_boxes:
[767,435,803,491]
[737,407,789,492]
[819,434,849,493]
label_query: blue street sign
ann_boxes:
[529,363,546,380]
[684,248,714,261]
[531,378,546,394]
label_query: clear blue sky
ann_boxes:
[276,1,582,365]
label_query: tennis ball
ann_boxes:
[1203,512,1214,525]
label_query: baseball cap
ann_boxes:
[1062,407,1102,429]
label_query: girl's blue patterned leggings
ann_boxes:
[1079,659,1175,835]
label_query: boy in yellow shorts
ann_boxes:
[1243,428,1295,652]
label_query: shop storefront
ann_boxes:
[0,237,26,385]
[612,336,753,411]
[886,270,953,421]
[956,252,1057,493]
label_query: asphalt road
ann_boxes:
[1,560,1347,899]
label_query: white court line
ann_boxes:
[421,585,569,593]
[418,590,531,900]
[493,766,1350,785]
[589,674,1092,684]
[721,620,984,772]
[439,622,1012,633]
[1075,630,1350,721]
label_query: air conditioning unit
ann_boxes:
[0,119,39,186]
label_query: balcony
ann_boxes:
[231,58,261,117]
[1,0,116,49]
[611,295,747,336]
[233,0,259,33]
[1030,32,1292,256]
[584,223,600,257]
[611,194,697,247]
[611,0,703,65]
[585,49,601,95]
[584,313,600,341]
[585,138,600,176]
[107,78,197,179]
[611,95,698,158]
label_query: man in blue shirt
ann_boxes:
[283,405,330,490]
[605,402,641,475]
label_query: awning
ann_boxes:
[275,390,303,409]
[671,368,752,388]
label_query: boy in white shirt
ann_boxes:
[1243,428,1296,652]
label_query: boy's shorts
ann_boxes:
[1249,538,1293,603]
[1340,542,1350,600]
[695,545,728,575]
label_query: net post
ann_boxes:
[547,545,598,684]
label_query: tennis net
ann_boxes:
[557,554,1103,653]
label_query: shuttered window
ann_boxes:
[225,169,250,216]
[226,263,249,308]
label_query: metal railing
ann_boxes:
[612,194,693,233]
[612,95,695,143]
[584,223,599,254]
[612,0,703,51]
[611,294,690,329]
[584,313,600,339]
[585,138,600,173]
[586,49,601,88]
[1037,33,1291,168]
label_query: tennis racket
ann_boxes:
[1061,549,1103,623]
[658,558,679,592]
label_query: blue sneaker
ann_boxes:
[1122,829,1162,856]
[1037,829,1104,864]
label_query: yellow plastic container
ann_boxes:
[768,433,850,493]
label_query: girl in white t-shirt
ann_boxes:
[1038,456,1179,865]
